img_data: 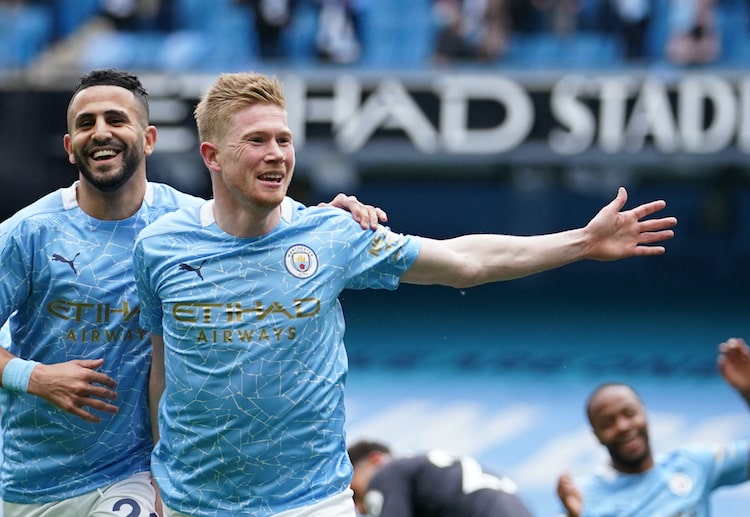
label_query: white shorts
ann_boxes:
[4,471,156,517]
[163,488,356,517]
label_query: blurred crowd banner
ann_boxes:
[4,70,750,164]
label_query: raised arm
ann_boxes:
[557,471,584,517]
[401,187,676,287]
[718,337,750,407]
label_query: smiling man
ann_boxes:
[557,338,750,517]
[134,71,678,517]
[0,68,386,517]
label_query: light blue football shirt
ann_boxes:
[134,199,421,517]
[0,181,204,503]
[574,442,749,517]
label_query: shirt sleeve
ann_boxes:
[133,237,164,335]
[699,441,750,489]
[344,225,421,291]
[0,228,32,326]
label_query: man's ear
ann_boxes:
[370,451,387,465]
[143,125,157,157]
[63,134,75,164]
[200,141,220,173]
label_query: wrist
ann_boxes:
[2,358,40,393]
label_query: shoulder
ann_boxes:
[662,441,750,465]
[146,182,205,211]
[287,204,362,231]
[138,201,206,242]
[0,186,69,239]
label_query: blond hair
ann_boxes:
[194,72,287,143]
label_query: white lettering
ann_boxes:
[437,75,533,154]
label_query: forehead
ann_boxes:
[227,103,289,135]
[590,386,642,417]
[67,85,142,124]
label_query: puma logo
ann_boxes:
[52,253,80,274]
[178,260,207,280]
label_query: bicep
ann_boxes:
[399,237,470,287]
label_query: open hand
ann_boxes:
[27,358,118,423]
[584,187,677,261]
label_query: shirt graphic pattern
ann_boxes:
[134,202,421,517]
[0,182,204,503]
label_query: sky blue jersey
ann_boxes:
[574,442,749,517]
[0,181,204,503]
[134,200,422,517]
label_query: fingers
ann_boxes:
[719,337,748,352]
[76,359,117,388]
[67,397,120,423]
[80,396,119,415]
[345,195,386,230]
[638,216,678,233]
[718,338,750,369]
[637,229,675,245]
[605,186,628,213]
[31,360,120,423]
[360,206,387,230]
[629,198,668,219]
[69,406,102,423]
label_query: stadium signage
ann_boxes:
[282,73,750,156]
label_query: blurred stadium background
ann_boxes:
[1,0,750,515]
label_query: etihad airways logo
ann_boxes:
[172,298,321,323]
[47,299,139,322]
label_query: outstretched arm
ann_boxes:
[557,471,583,517]
[319,193,387,230]
[401,187,677,287]
[718,337,750,407]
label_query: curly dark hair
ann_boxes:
[70,68,149,117]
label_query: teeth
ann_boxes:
[92,150,117,159]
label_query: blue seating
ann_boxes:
[0,4,55,69]
[54,0,100,39]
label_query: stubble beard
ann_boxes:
[609,433,652,472]
[75,144,142,192]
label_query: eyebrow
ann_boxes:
[74,109,131,126]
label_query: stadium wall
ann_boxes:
[1,69,748,515]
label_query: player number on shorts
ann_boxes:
[112,497,158,517]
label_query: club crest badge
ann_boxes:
[668,472,693,496]
[284,245,319,279]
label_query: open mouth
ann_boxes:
[258,173,283,183]
[90,148,121,161]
